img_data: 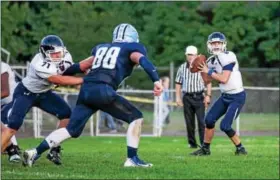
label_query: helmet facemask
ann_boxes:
[207,39,227,55]
[40,45,66,63]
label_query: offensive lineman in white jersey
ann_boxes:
[1,35,93,165]
[191,32,247,156]
[1,62,21,162]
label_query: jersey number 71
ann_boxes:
[92,47,120,69]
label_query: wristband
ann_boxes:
[207,69,215,76]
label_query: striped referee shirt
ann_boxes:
[175,62,205,93]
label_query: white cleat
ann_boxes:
[124,156,153,167]
[22,149,38,167]
[9,154,21,163]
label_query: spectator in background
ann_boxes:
[161,76,171,126]
[99,111,117,133]
[175,45,211,148]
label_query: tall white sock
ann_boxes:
[126,119,143,148]
[10,135,18,145]
[45,128,71,148]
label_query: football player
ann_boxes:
[1,62,21,162]
[23,23,163,167]
[1,35,92,165]
[191,32,247,156]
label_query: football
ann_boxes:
[190,54,207,73]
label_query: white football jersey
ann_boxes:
[207,51,244,94]
[1,62,17,105]
[22,51,73,93]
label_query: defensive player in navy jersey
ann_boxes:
[23,23,163,167]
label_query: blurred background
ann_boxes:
[1,1,279,138]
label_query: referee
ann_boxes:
[175,45,212,148]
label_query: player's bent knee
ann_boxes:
[206,123,215,129]
[7,114,24,131]
[57,107,71,120]
[128,111,143,124]
[66,127,82,138]
[220,125,236,137]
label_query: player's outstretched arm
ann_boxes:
[1,72,10,98]
[130,52,163,96]
[63,56,94,76]
[47,75,83,86]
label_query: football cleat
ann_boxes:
[22,149,38,167]
[47,146,62,165]
[9,154,21,163]
[7,144,21,163]
[190,146,211,156]
[124,156,153,167]
[235,147,248,155]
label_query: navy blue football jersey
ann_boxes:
[84,42,147,90]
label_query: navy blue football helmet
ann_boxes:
[207,32,227,55]
[39,35,66,62]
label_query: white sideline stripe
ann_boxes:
[3,170,87,179]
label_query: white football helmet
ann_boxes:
[112,23,139,43]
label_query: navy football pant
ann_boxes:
[7,83,71,130]
[66,83,143,138]
[205,91,246,134]
[1,103,12,125]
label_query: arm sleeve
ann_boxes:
[222,62,235,71]
[175,66,183,84]
[63,63,83,75]
[139,56,159,82]
[218,51,237,67]
[1,63,8,74]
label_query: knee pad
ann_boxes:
[205,114,215,129]
[128,110,143,124]
[57,106,72,120]
[66,126,82,138]
[7,113,24,131]
[223,129,236,138]
[206,123,215,129]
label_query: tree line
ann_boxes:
[1,1,279,69]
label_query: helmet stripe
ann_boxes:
[122,25,129,39]
[115,25,121,39]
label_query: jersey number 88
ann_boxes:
[92,47,120,69]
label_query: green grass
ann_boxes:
[2,136,279,179]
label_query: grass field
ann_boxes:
[1,136,279,179]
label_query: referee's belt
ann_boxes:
[183,91,204,97]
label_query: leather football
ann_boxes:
[190,54,207,73]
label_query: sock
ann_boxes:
[203,142,210,149]
[36,140,50,155]
[127,146,137,158]
[236,143,243,149]
[10,135,18,146]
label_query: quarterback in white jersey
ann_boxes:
[1,35,93,165]
[191,32,247,156]
[1,62,21,162]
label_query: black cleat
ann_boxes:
[235,147,248,155]
[190,146,211,156]
[7,144,21,162]
[47,146,62,165]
